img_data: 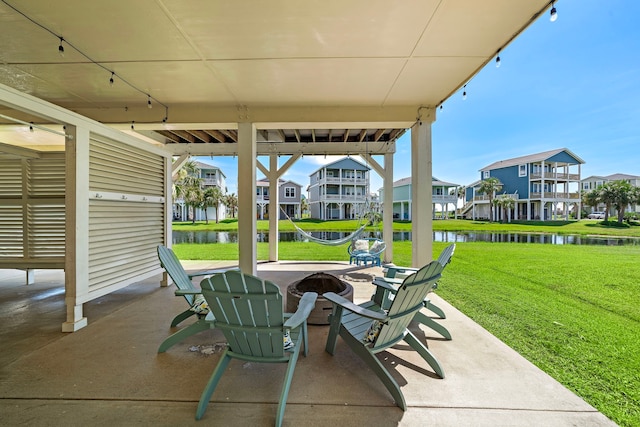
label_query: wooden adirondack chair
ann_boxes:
[195,270,317,426]
[380,244,455,340]
[156,245,238,353]
[324,260,445,411]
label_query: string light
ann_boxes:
[58,37,64,57]
[462,85,467,101]
[495,49,501,68]
[550,2,557,22]
[29,122,34,132]
[2,2,168,122]
[131,121,135,130]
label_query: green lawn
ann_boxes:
[172,220,640,426]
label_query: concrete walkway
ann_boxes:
[0,262,615,426]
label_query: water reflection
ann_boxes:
[173,230,640,246]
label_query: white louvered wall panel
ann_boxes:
[87,135,166,292]
[0,156,65,266]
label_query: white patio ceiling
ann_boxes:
[0,0,553,155]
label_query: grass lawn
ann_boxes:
[172,220,640,426]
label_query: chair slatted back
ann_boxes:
[202,271,285,358]
[372,260,443,349]
[157,245,198,306]
[436,244,456,268]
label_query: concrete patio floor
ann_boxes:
[0,262,616,426]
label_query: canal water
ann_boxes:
[172,230,640,246]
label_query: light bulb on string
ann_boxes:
[462,85,467,101]
[29,122,34,132]
[496,55,501,68]
[131,121,135,130]
[58,38,65,57]
[109,72,115,86]
[147,95,152,109]
[550,2,557,22]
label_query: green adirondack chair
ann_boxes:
[156,245,238,353]
[324,260,445,411]
[381,244,455,340]
[194,270,317,426]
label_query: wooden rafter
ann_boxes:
[219,130,237,142]
[156,130,182,144]
[343,129,350,142]
[358,129,367,142]
[203,129,228,143]
[294,129,301,143]
[187,130,212,143]
[374,129,386,142]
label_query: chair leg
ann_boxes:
[414,311,452,340]
[424,301,446,319]
[302,321,309,357]
[157,320,211,353]
[325,306,344,355]
[404,330,445,379]
[196,350,232,420]
[170,309,196,327]
[276,347,301,427]
[340,330,406,410]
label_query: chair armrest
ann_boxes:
[187,266,240,279]
[372,277,399,293]
[383,266,418,276]
[284,292,318,329]
[323,292,388,322]
[174,289,202,296]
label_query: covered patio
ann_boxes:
[0,263,613,426]
[1,0,561,331]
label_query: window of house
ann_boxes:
[519,164,527,177]
[483,171,490,179]
[583,182,590,190]
[285,187,296,198]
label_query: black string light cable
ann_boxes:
[1,0,169,123]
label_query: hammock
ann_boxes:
[279,206,367,246]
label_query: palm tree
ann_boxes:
[225,193,238,218]
[598,182,616,222]
[494,194,516,223]
[478,177,503,222]
[300,196,309,218]
[203,186,224,224]
[607,180,634,224]
[582,188,600,214]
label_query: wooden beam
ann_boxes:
[202,129,227,143]
[374,128,386,142]
[187,130,212,143]
[294,129,301,143]
[155,130,182,144]
[343,129,350,142]
[169,130,197,143]
[358,129,367,142]
[219,129,237,142]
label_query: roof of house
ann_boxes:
[392,176,459,187]
[480,148,585,172]
[256,178,302,187]
[581,173,640,182]
[310,156,370,176]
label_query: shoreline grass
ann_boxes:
[172,229,640,426]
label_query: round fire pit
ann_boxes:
[286,272,354,325]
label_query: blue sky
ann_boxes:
[198,0,640,196]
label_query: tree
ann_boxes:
[203,186,224,224]
[173,160,203,223]
[478,177,503,222]
[582,188,600,213]
[300,196,309,217]
[607,180,634,224]
[225,193,238,218]
[598,182,617,222]
[494,194,516,223]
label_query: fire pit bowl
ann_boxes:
[286,273,354,325]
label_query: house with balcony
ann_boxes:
[379,177,459,220]
[256,178,303,220]
[308,157,370,220]
[173,160,227,222]
[462,148,584,221]
[581,173,640,215]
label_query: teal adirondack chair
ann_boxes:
[324,260,445,410]
[381,244,455,340]
[156,245,238,353]
[195,270,317,426]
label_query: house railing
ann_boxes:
[530,192,580,199]
[321,194,367,202]
[530,172,580,181]
[432,195,458,204]
[473,192,519,202]
[320,177,367,185]
[202,178,222,186]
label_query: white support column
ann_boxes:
[162,155,172,287]
[25,269,35,285]
[238,122,257,275]
[268,155,279,262]
[63,125,90,332]
[411,116,433,267]
[383,152,394,263]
